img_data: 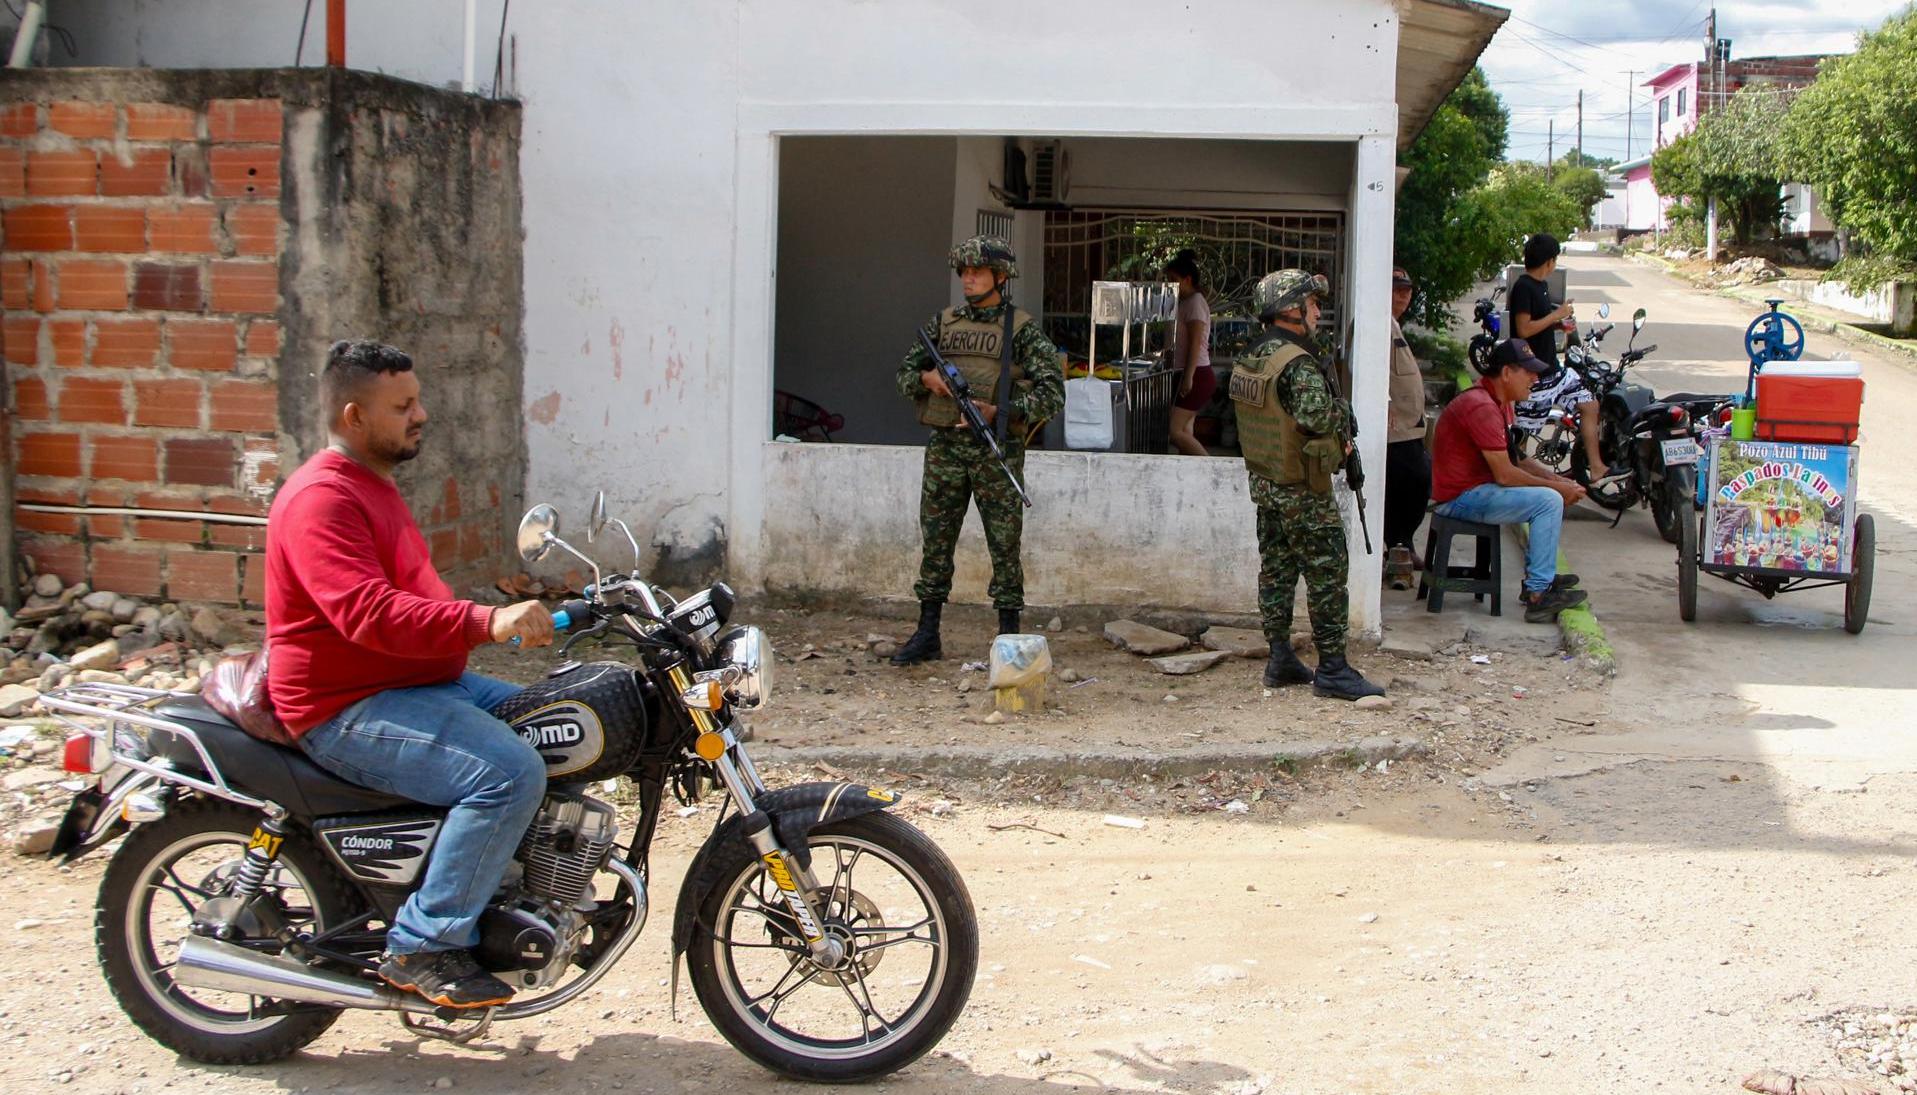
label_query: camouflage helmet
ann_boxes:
[1253,269,1330,321]
[948,235,1019,278]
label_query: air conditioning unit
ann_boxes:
[1031,140,1070,205]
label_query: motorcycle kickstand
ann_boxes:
[399,1006,497,1046]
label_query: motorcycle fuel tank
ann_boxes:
[490,662,652,781]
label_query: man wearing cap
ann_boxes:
[1231,269,1384,701]
[1383,266,1429,589]
[1429,338,1590,623]
[889,236,1064,666]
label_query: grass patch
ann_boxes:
[1556,548,1615,674]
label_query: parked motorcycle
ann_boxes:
[1565,309,1735,542]
[1518,306,1656,506]
[39,495,978,1082]
[1465,282,1507,375]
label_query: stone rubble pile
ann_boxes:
[3,567,266,853]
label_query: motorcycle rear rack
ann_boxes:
[37,683,273,814]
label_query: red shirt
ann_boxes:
[265,450,494,735]
[1431,378,1515,504]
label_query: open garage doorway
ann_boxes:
[772,136,1353,453]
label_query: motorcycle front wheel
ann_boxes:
[687,811,978,1083]
[97,798,357,1064]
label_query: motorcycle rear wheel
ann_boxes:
[97,798,357,1064]
[1652,474,1687,545]
[687,811,978,1082]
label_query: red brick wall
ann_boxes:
[3,97,284,605]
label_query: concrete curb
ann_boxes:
[756,736,1428,783]
[1619,250,1917,365]
[1511,525,1616,678]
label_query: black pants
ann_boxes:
[1384,438,1432,551]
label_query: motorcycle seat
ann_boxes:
[149,696,416,816]
[1663,392,1733,405]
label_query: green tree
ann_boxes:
[1394,68,1510,328]
[1781,6,1917,267]
[1651,88,1790,246]
[1479,165,1582,252]
[1552,166,1609,225]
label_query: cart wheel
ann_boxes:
[1844,514,1874,635]
[1677,506,1699,623]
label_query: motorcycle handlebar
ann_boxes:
[509,598,593,647]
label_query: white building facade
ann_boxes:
[51,0,1504,636]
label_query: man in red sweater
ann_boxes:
[268,339,554,1009]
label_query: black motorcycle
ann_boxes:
[1465,282,1507,375]
[41,495,977,1081]
[1566,309,1734,542]
[1518,304,1656,510]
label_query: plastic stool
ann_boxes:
[1417,512,1503,616]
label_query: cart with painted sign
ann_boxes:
[1675,437,1874,632]
[1673,302,1874,632]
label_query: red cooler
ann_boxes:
[1756,361,1864,445]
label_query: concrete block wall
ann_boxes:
[3,93,286,605]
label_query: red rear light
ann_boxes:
[62,733,107,775]
[1666,405,1688,425]
[1716,405,1734,424]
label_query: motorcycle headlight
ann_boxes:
[720,626,772,710]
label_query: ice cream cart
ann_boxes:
[1675,303,1874,633]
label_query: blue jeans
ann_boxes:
[1434,484,1564,594]
[299,673,544,956]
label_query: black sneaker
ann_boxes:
[379,949,515,1009]
[1522,586,1589,624]
[1550,573,1580,591]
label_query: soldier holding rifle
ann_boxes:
[889,236,1064,666]
[1228,270,1384,701]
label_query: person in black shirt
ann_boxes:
[1507,233,1609,479]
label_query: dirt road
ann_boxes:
[4,251,1914,1094]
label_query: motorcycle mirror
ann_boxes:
[587,490,608,543]
[1597,303,1611,320]
[1633,307,1647,333]
[517,504,560,563]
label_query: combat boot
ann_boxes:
[1312,655,1385,701]
[889,602,943,666]
[997,609,1020,636]
[1262,642,1313,687]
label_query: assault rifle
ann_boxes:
[916,328,1034,508]
[1324,320,1373,554]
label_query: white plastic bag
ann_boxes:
[1063,377,1114,450]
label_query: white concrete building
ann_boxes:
[48,0,1505,636]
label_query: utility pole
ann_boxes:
[1704,8,1719,261]
[1547,120,1554,179]
[1576,90,1583,167]
[1625,70,1636,160]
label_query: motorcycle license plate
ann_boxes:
[1661,439,1701,466]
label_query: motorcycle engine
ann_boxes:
[476,792,620,990]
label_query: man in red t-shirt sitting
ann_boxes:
[267,340,554,1009]
[1429,339,1591,623]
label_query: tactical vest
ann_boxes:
[1228,333,1314,487]
[917,307,1032,429]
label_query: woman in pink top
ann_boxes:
[1164,250,1215,456]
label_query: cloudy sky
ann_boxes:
[1478,0,1909,166]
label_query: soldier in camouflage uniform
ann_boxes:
[889,236,1065,666]
[1229,270,1384,700]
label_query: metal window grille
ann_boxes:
[976,209,1014,241]
[1041,209,1345,354]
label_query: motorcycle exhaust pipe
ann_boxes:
[174,935,440,1016]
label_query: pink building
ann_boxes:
[1619,55,1825,234]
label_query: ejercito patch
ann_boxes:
[1228,368,1267,408]
[939,328,1001,357]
